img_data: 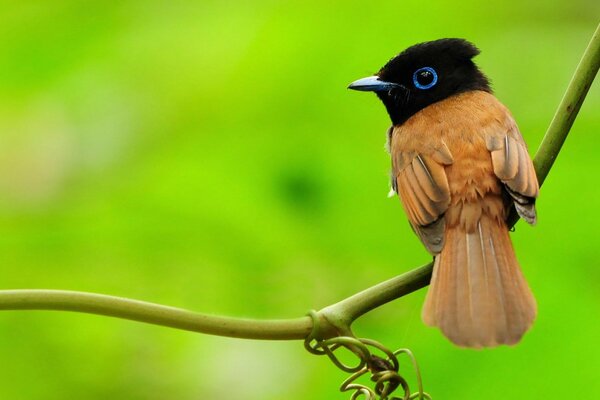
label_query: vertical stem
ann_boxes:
[507,23,600,228]
[533,23,600,185]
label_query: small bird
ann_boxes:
[349,39,539,348]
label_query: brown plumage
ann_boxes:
[391,91,538,347]
[349,39,539,347]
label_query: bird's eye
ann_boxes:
[413,67,438,90]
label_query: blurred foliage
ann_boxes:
[0,1,599,399]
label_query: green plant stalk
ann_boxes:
[0,290,312,340]
[534,22,600,185]
[0,23,598,340]
[507,22,600,227]
[318,263,433,331]
[0,264,432,340]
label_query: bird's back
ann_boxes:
[391,90,538,347]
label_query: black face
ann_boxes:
[350,39,491,126]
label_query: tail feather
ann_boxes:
[422,214,536,347]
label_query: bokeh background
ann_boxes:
[0,1,598,399]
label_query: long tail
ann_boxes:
[422,214,536,348]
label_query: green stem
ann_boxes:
[507,22,600,227]
[0,290,311,340]
[533,23,600,186]
[0,265,433,340]
[0,265,432,340]
[0,23,598,340]
[319,263,433,328]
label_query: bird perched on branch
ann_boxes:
[349,39,539,348]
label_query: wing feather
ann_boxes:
[412,155,450,202]
[404,164,440,219]
[485,124,539,225]
[490,136,519,180]
[394,151,452,254]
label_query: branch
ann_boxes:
[0,23,598,340]
[0,290,312,340]
[533,23,600,186]
[0,265,432,340]
[507,22,600,227]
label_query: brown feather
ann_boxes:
[490,136,519,180]
[396,173,420,224]
[412,218,446,255]
[391,90,538,347]
[423,213,536,347]
[432,140,454,165]
[403,164,439,221]
[510,144,530,193]
[485,118,539,225]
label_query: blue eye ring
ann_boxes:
[413,67,438,90]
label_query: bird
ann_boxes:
[348,39,539,348]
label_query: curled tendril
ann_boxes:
[305,310,432,400]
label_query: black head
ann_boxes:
[349,38,491,125]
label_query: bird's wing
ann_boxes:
[392,144,453,254]
[485,122,539,224]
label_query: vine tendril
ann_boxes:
[305,310,432,400]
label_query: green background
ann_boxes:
[0,1,598,398]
